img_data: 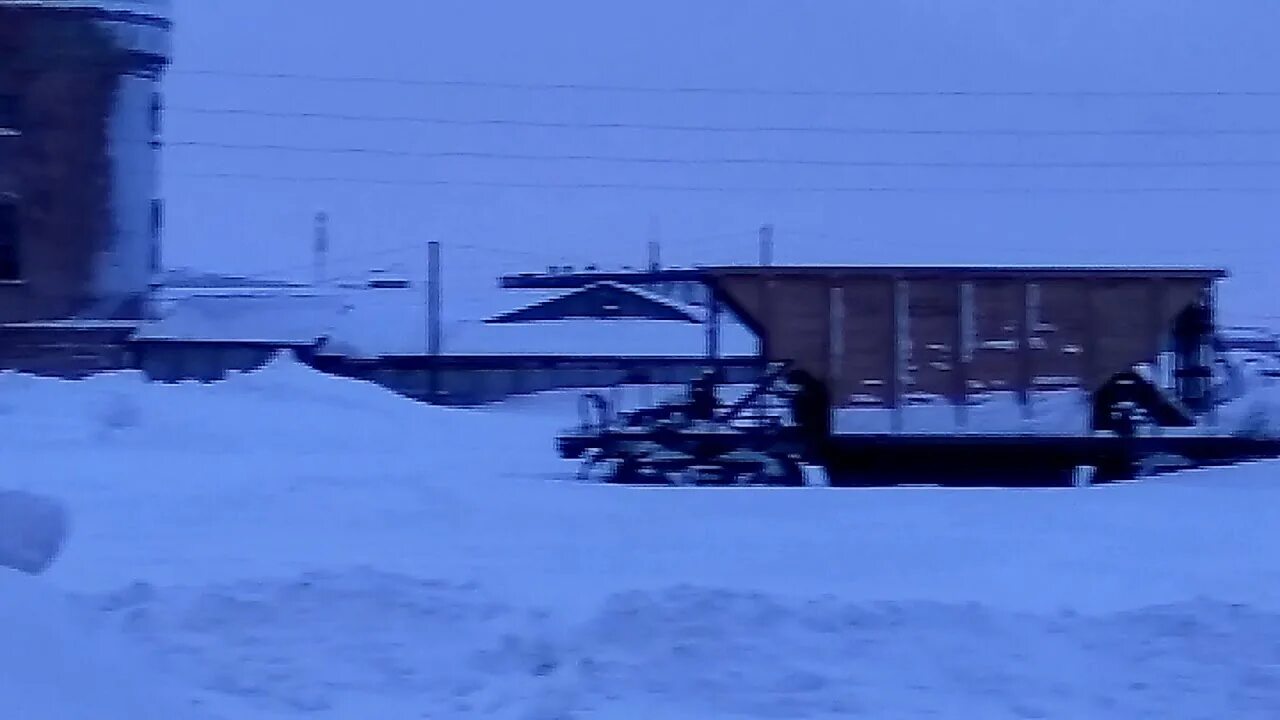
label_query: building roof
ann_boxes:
[487,281,700,324]
[138,282,760,358]
[156,269,308,291]
[321,286,757,359]
[134,293,342,345]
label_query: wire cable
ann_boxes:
[172,172,1280,194]
[165,141,1280,169]
[167,107,1280,138]
[171,69,1280,99]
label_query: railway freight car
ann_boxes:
[507,266,1280,486]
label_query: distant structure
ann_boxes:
[304,279,761,405]
[486,282,700,324]
[0,0,170,374]
[132,272,763,402]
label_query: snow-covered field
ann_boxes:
[4,356,1280,719]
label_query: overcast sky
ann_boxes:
[163,1,1280,320]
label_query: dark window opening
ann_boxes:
[0,201,22,281]
[0,92,18,131]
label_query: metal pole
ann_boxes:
[428,241,441,357]
[759,224,774,267]
[648,216,662,295]
[313,212,329,288]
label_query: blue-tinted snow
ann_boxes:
[1,356,1279,718]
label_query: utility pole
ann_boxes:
[313,212,329,288]
[647,215,663,296]
[759,224,774,267]
[647,216,662,272]
[427,240,441,357]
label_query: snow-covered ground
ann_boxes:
[4,356,1280,719]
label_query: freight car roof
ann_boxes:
[706,265,1229,280]
[503,265,1227,289]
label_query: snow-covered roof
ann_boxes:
[487,281,700,324]
[138,283,760,358]
[157,269,307,291]
[134,293,342,345]
[595,281,702,317]
[321,286,758,359]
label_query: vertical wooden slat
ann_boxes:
[956,281,974,427]
[1148,278,1168,387]
[1207,279,1220,424]
[1082,281,1100,390]
[829,283,845,405]
[891,278,909,431]
[763,272,776,361]
[1018,282,1035,418]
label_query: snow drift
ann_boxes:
[0,570,207,720]
[93,569,1280,720]
[0,352,1278,718]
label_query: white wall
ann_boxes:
[92,8,168,305]
[98,72,158,300]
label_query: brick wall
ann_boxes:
[0,8,127,323]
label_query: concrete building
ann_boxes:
[0,0,170,374]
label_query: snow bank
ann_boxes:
[94,569,1280,720]
[4,351,1280,718]
[0,571,207,720]
[0,352,439,453]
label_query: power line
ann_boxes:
[167,107,1280,138]
[172,171,1280,194]
[172,69,1280,99]
[165,141,1280,169]
[233,241,433,282]
[235,237,540,282]
[227,232,716,282]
